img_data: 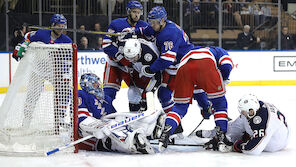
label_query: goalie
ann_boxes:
[78,73,164,154]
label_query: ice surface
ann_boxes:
[0,86,295,167]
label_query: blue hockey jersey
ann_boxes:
[193,46,233,80]
[25,29,72,44]
[78,90,117,124]
[135,20,194,73]
[103,18,149,59]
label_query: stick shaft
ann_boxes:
[29,26,120,36]
[150,142,203,147]
[188,118,205,136]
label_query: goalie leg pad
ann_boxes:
[107,126,154,154]
[134,133,155,154]
[152,111,166,139]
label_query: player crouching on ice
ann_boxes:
[78,73,164,154]
[196,94,290,155]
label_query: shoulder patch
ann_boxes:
[253,116,262,124]
[144,53,153,62]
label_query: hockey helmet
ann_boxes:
[126,1,143,11]
[50,14,67,27]
[80,73,104,99]
[148,6,167,23]
[238,94,260,119]
[123,38,141,62]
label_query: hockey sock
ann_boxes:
[103,88,117,102]
[210,96,228,132]
[157,86,174,113]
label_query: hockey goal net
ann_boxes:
[0,42,78,156]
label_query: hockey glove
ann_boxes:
[201,101,214,119]
[241,131,251,142]
[233,139,243,153]
[140,65,155,78]
[114,51,124,62]
[12,40,30,61]
[203,137,219,151]
[114,50,130,66]
[119,31,136,41]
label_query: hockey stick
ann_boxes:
[188,118,205,136]
[150,141,203,147]
[46,92,155,156]
[29,26,121,36]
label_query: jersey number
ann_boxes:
[267,103,288,127]
[277,111,288,127]
[253,129,265,138]
[95,99,106,116]
[164,41,173,50]
[175,24,189,44]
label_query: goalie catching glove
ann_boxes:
[12,40,30,61]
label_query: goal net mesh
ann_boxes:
[0,42,78,156]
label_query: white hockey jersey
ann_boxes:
[228,101,289,155]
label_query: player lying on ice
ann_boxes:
[196,94,290,155]
[77,73,165,154]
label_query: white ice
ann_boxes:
[0,86,295,167]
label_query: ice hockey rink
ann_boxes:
[0,85,295,167]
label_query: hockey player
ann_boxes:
[12,14,72,60]
[102,1,149,112]
[122,6,231,151]
[11,14,73,129]
[130,6,194,114]
[122,38,161,112]
[78,73,163,154]
[158,47,232,152]
[193,46,233,119]
[197,94,289,155]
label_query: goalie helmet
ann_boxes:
[148,6,167,23]
[80,73,104,99]
[238,94,260,119]
[50,14,67,27]
[123,38,141,62]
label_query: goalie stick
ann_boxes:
[29,26,121,36]
[46,92,155,156]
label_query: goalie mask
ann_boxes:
[123,38,141,63]
[238,94,260,119]
[80,73,104,99]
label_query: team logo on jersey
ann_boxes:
[144,53,153,62]
[218,86,222,90]
[78,97,82,106]
[253,116,262,124]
